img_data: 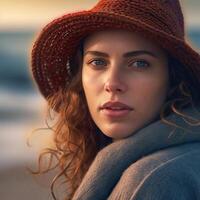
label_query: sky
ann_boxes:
[0,0,98,30]
[0,0,200,30]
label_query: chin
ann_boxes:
[101,126,136,140]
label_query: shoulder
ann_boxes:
[129,145,200,200]
[109,143,200,200]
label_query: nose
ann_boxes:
[104,67,127,93]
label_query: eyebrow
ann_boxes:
[84,50,159,58]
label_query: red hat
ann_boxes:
[31,0,200,99]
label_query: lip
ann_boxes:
[100,108,132,118]
[100,101,133,110]
[100,101,133,118]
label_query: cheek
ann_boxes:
[82,65,105,96]
[132,75,169,106]
[82,67,102,115]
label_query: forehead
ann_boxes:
[83,29,164,54]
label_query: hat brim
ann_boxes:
[31,10,200,98]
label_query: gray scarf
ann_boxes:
[72,105,200,200]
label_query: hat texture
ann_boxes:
[31,0,200,99]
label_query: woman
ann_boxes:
[30,0,200,199]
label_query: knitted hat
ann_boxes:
[31,0,200,99]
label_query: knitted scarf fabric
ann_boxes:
[72,105,200,200]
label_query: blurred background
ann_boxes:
[0,0,200,199]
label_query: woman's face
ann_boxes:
[81,30,169,140]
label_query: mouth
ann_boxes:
[100,101,133,118]
[100,107,133,117]
[100,101,133,110]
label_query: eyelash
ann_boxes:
[87,58,150,70]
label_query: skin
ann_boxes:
[81,29,170,141]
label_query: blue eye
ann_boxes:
[87,59,107,69]
[90,59,106,67]
[130,60,150,69]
